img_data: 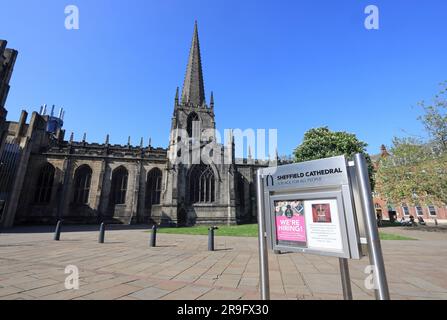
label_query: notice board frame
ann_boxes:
[256,154,390,300]
[268,191,352,259]
[260,155,363,260]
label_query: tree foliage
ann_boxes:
[375,138,447,206]
[417,81,447,152]
[293,127,375,188]
[375,82,447,207]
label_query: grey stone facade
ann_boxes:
[0,40,18,121]
[0,24,275,228]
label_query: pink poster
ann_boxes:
[274,200,307,244]
[276,216,307,242]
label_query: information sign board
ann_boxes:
[259,156,362,259]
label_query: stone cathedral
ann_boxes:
[0,23,274,228]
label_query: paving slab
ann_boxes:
[0,226,446,300]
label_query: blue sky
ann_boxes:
[1,0,446,157]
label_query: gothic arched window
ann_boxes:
[34,163,55,204]
[73,165,92,205]
[146,168,162,207]
[111,166,128,205]
[187,112,200,138]
[189,164,215,203]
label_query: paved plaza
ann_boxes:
[1,225,447,300]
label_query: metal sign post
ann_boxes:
[256,171,270,300]
[339,258,353,300]
[354,154,390,300]
[256,154,390,300]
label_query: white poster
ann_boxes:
[304,199,343,252]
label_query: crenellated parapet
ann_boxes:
[44,140,168,162]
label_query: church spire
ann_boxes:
[210,91,214,109]
[181,21,206,107]
[175,87,179,105]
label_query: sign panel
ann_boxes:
[304,199,342,251]
[274,200,307,246]
[260,156,363,259]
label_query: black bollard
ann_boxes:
[99,223,105,243]
[150,224,157,247]
[208,226,218,251]
[54,220,62,241]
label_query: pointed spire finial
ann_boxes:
[127,136,131,147]
[82,132,87,142]
[149,137,152,147]
[69,132,74,144]
[105,134,110,145]
[140,137,144,148]
[181,21,206,106]
[210,91,214,109]
[175,87,179,105]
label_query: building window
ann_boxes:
[402,204,410,216]
[111,166,128,205]
[189,164,215,204]
[73,165,92,205]
[415,206,424,216]
[428,205,437,216]
[187,112,200,139]
[146,168,162,207]
[34,163,55,204]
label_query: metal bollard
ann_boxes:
[150,224,157,247]
[99,223,105,243]
[208,226,219,251]
[54,220,62,241]
[435,218,438,226]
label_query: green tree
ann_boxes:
[375,82,447,207]
[293,127,375,188]
[417,81,447,152]
[375,138,447,206]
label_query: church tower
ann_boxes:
[153,22,236,226]
[168,21,216,151]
